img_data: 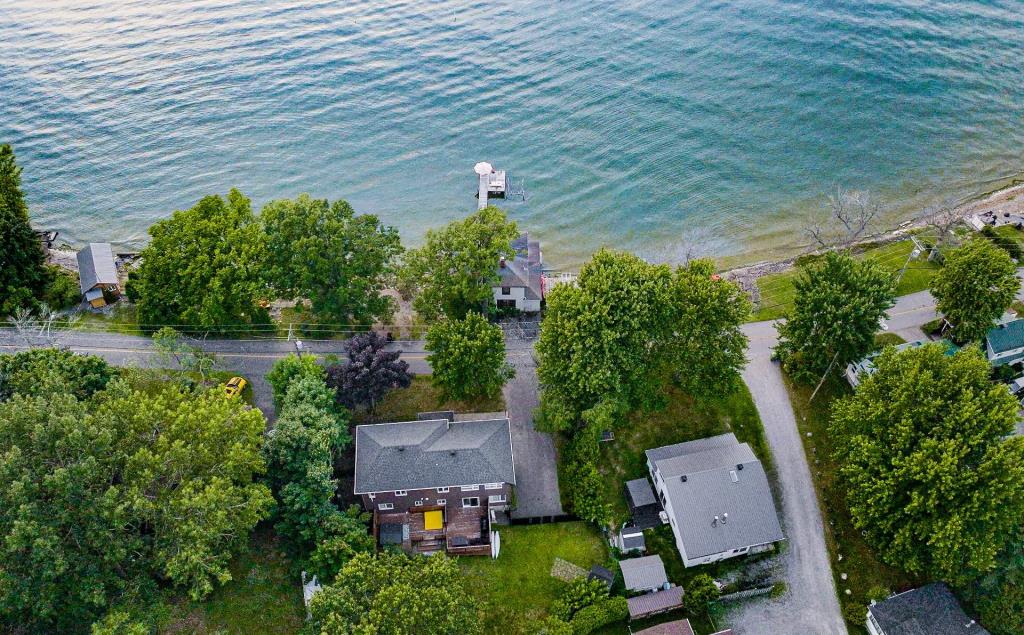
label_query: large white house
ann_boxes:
[493,233,543,313]
[646,433,784,568]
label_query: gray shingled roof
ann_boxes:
[497,233,543,300]
[649,433,784,559]
[626,478,658,507]
[354,418,515,493]
[868,583,989,635]
[76,243,118,294]
[620,555,668,591]
[626,586,684,619]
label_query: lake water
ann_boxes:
[2,0,1023,269]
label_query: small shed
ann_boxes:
[77,243,119,307]
[587,565,615,590]
[627,586,685,620]
[620,555,669,593]
[625,478,663,530]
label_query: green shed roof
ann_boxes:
[987,319,1024,354]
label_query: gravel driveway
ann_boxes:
[723,321,847,635]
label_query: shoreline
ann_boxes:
[45,180,1024,290]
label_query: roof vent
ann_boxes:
[736,463,744,470]
[449,451,457,457]
[680,475,687,482]
[722,513,728,524]
[500,256,507,268]
[730,470,739,483]
[712,515,719,527]
[397,447,405,452]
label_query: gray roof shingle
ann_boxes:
[354,417,515,493]
[626,478,658,507]
[620,555,668,591]
[649,433,784,559]
[497,233,543,300]
[626,586,684,619]
[76,243,118,294]
[868,583,988,635]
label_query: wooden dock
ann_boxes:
[478,172,489,209]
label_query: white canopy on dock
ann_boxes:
[474,161,493,175]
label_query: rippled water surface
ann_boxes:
[2,1,1023,267]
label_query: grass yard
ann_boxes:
[598,384,771,526]
[782,373,918,633]
[161,528,304,634]
[73,302,143,335]
[874,332,907,348]
[351,375,506,425]
[752,238,943,322]
[460,522,610,634]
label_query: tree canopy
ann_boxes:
[399,206,519,321]
[0,372,272,632]
[830,344,1024,585]
[307,552,480,635]
[125,189,268,328]
[775,252,896,382]
[0,143,47,315]
[426,312,513,402]
[930,237,1018,344]
[262,194,402,326]
[266,352,325,411]
[325,331,412,411]
[0,348,113,401]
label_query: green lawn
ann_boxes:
[782,373,918,633]
[161,528,305,634]
[598,384,771,526]
[351,375,506,425]
[753,238,943,322]
[460,522,610,634]
[73,302,144,335]
[874,332,907,348]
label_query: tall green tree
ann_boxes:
[930,237,1018,344]
[308,552,481,635]
[425,312,513,402]
[536,249,673,432]
[0,378,272,631]
[261,194,402,325]
[663,260,751,397]
[775,252,896,383]
[125,189,267,328]
[0,144,47,315]
[0,348,113,401]
[265,352,324,411]
[399,206,518,321]
[830,345,1024,585]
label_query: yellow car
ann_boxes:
[224,376,247,398]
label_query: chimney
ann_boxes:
[499,256,507,268]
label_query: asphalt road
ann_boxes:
[725,321,847,635]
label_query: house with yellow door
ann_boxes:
[354,411,515,558]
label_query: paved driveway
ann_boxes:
[724,321,846,635]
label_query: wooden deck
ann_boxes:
[377,505,491,556]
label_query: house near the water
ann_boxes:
[76,243,120,308]
[646,433,784,568]
[353,411,515,557]
[494,233,544,313]
[986,318,1024,367]
[866,583,988,635]
[845,339,958,387]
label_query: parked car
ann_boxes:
[224,376,247,398]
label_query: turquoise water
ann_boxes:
[2,1,1023,269]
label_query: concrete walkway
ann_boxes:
[724,321,847,635]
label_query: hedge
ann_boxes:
[570,596,628,635]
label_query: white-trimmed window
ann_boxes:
[437,487,450,493]
[414,500,423,506]
[488,494,506,504]
[378,502,394,511]
[460,485,479,492]
[395,490,407,496]
[437,499,447,506]
[462,497,480,508]
[368,493,376,500]
[484,483,502,490]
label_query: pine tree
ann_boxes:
[0,144,46,315]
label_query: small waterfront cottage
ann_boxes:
[985,318,1024,367]
[867,583,988,635]
[493,233,544,312]
[354,412,515,557]
[646,433,784,568]
[76,242,120,307]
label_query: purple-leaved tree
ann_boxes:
[326,331,412,412]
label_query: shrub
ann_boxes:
[41,265,81,309]
[550,578,608,621]
[842,601,867,625]
[568,596,628,635]
[685,574,720,612]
